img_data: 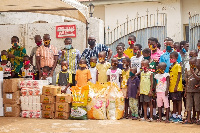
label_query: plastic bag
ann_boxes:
[69,85,89,120]
[107,82,124,120]
[87,82,107,120]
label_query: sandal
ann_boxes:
[197,120,200,125]
[156,119,162,122]
[132,117,138,120]
[182,120,193,124]
[165,120,170,123]
[148,118,153,122]
[139,118,146,121]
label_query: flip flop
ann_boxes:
[156,119,162,122]
[182,120,193,124]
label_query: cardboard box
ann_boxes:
[55,103,70,112]
[21,111,41,118]
[3,78,24,93]
[42,111,54,119]
[42,85,61,96]
[4,104,20,117]
[21,110,29,118]
[55,112,70,119]
[0,107,4,116]
[42,104,55,111]
[20,96,29,104]
[32,96,40,104]
[21,103,29,110]
[40,95,55,104]
[3,91,20,104]
[56,94,72,103]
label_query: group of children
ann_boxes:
[1,36,200,124]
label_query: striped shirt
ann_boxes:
[36,45,58,68]
[81,43,109,66]
[58,48,81,74]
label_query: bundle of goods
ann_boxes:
[69,85,89,120]
[19,80,48,118]
[55,94,72,119]
[3,78,24,117]
[41,85,61,119]
[0,71,3,116]
[87,82,108,120]
[87,82,124,120]
[106,82,124,120]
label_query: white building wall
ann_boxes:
[91,0,200,43]
[88,17,104,44]
[103,0,182,42]
[0,12,87,54]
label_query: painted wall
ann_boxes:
[182,0,200,25]
[91,0,199,43]
[88,17,104,44]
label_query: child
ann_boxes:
[57,61,72,94]
[75,58,91,87]
[139,59,153,121]
[107,57,122,88]
[113,44,128,70]
[169,51,183,123]
[19,55,35,80]
[183,57,200,124]
[149,38,163,62]
[96,51,111,84]
[89,56,97,84]
[127,67,140,120]
[155,62,170,123]
[173,42,180,52]
[131,44,143,73]
[41,66,52,85]
[121,57,131,119]
[142,48,157,119]
[124,35,136,58]
[0,50,12,79]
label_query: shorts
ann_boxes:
[186,92,200,111]
[169,91,182,101]
[157,92,169,108]
[140,94,151,103]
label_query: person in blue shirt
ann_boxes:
[159,38,182,72]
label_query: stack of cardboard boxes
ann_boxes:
[55,94,72,119]
[19,80,48,118]
[3,78,24,117]
[41,85,61,119]
[0,71,3,116]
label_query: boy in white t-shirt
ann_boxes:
[89,56,97,84]
[131,44,143,73]
[107,57,122,88]
[155,62,170,123]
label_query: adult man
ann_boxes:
[7,36,26,78]
[124,35,137,58]
[30,35,43,79]
[36,34,58,84]
[81,36,112,66]
[58,38,81,86]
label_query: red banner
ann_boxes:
[56,25,76,38]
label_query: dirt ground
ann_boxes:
[0,117,199,133]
